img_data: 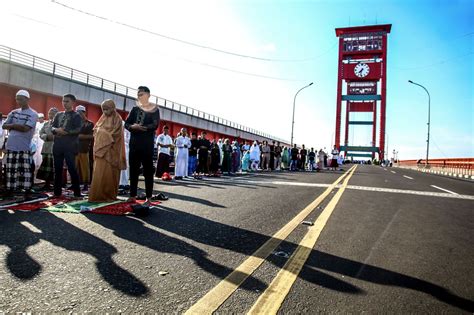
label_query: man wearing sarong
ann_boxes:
[89,100,126,202]
[155,126,173,178]
[76,105,94,191]
[2,90,38,199]
[51,94,83,197]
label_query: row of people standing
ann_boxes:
[1,87,163,205]
[152,129,342,179]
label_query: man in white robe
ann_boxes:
[174,128,191,179]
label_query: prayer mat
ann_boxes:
[42,199,123,214]
[0,193,50,209]
[7,196,72,211]
[90,200,161,216]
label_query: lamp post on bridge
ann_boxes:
[291,82,314,147]
[408,80,431,166]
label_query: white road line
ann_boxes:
[201,177,473,200]
[403,175,414,180]
[430,185,459,195]
[384,168,387,171]
[390,170,396,174]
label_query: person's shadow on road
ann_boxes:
[0,210,148,297]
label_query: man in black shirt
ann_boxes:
[269,140,275,171]
[51,94,83,197]
[299,144,308,171]
[308,147,316,171]
[196,131,210,177]
[274,141,282,170]
[124,86,161,204]
[290,144,299,171]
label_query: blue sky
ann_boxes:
[1,0,472,159]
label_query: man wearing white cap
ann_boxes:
[1,89,38,199]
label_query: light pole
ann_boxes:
[291,82,314,146]
[408,80,431,165]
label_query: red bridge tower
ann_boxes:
[334,24,391,160]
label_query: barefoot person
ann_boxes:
[1,90,38,200]
[51,94,83,197]
[89,100,126,202]
[124,86,162,205]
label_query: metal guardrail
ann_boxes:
[397,158,474,180]
[0,45,287,143]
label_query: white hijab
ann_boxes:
[249,141,260,160]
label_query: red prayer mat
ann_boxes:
[90,200,161,216]
[7,196,73,211]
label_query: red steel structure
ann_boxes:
[334,24,391,159]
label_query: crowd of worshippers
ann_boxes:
[154,130,342,181]
[0,87,343,205]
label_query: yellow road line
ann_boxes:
[185,166,356,315]
[247,166,357,315]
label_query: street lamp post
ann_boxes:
[408,80,431,165]
[291,82,314,147]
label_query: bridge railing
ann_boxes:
[0,45,287,143]
[396,158,474,180]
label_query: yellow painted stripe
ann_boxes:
[185,166,356,315]
[247,166,357,315]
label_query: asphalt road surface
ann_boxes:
[1,165,473,313]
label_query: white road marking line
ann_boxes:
[203,177,473,200]
[430,185,459,195]
[384,168,387,171]
[390,170,396,174]
[403,175,414,180]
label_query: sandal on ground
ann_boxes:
[151,193,169,201]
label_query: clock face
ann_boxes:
[354,63,370,78]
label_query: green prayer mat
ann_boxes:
[42,199,123,213]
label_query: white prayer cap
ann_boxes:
[75,105,86,112]
[38,113,45,118]
[16,89,30,99]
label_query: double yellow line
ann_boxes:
[186,165,357,315]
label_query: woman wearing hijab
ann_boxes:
[281,146,290,170]
[249,141,261,171]
[88,100,126,202]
